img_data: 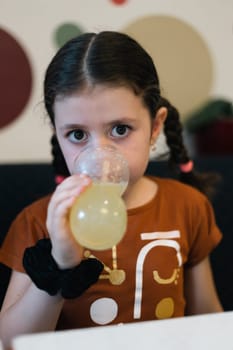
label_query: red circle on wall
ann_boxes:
[0,28,33,129]
[111,0,127,5]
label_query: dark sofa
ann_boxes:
[0,157,232,310]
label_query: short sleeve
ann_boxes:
[186,194,222,267]
[0,196,50,272]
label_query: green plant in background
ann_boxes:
[184,99,233,133]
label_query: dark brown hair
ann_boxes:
[44,31,218,198]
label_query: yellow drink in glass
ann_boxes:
[69,182,127,250]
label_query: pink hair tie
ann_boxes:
[179,160,194,173]
[55,175,66,185]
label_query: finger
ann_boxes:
[55,174,91,194]
[46,194,77,232]
[49,176,91,210]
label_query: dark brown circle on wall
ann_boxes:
[0,28,33,129]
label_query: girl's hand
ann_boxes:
[46,174,91,269]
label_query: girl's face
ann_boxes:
[54,85,166,189]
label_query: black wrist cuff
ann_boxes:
[23,238,103,299]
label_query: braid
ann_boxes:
[161,97,190,167]
[160,97,220,199]
[51,134,70,179]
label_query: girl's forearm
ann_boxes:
[0,284,64,349]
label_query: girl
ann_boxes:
[0,31,223,348]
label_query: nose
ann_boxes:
[91,135,114,149]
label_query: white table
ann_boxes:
[12,311,233,350]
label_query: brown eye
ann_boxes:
[68,129,87,143]
[112,124,131,138]
[74,129,85,140]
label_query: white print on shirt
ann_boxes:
[90,230,182,324]
[134,230,182,319]
[90,298,118,325]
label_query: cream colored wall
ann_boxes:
[0,0,232,163]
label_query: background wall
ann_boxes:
[0,0,233,163]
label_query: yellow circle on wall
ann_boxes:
[123,16,214,120]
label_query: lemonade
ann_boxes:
[69,182,127,250]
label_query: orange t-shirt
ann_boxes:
[0,177,222,329]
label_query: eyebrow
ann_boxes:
[60,124,84,131]
[59,118,137,131]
